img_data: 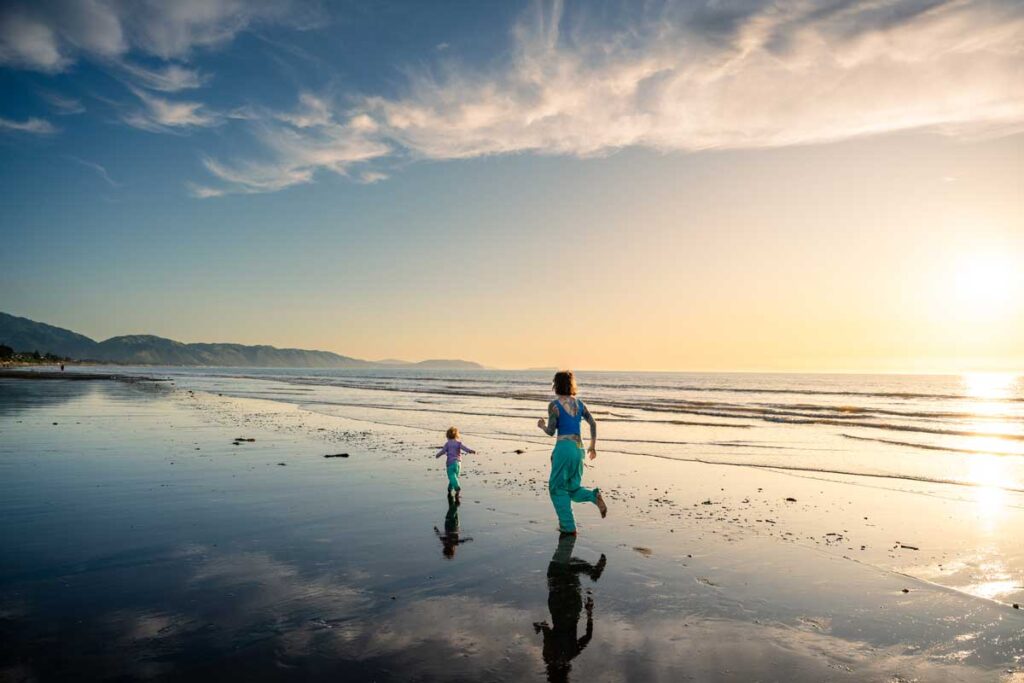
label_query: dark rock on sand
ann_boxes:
[513,449,526,454]
[324,453,350,458]
[785,497,797,502]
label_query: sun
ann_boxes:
[950,252,1019,320]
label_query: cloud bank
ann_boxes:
[195,0,1024,196]
[0,0,316,140]
[2,0,1021,195]
[0,0,308,71]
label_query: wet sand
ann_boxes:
[1,376,1022,681]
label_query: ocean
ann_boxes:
[88,367,1024,499]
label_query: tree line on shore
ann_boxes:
[0,345,72,365]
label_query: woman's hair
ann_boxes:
[446,426,459,440]
[552,370,577,396]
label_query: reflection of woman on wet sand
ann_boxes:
[533,534,606,683]
[434,493,472,559]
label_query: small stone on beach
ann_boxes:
[324,453,350,458]
[785,497,797,502]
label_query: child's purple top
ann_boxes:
[436,439,475,465]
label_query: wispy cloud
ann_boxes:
[119,62,208,92]
[275,92,332,128]
[123,88,220,133]
[67,156,121,187]
[186,182,226,199]
[39,90,85,115]
[357,170,388,184]
[193,0,1024,197]
[195,94,391,196]
[0,116,57,135]
[0,10,68,72]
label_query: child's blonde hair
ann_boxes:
[446,426,459,440]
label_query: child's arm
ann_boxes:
[434,446,446,458]
[460,443,476,455]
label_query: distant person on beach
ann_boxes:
[59,362,64,371]
[537,370,607,534]
[434,492,472,559]
[434,426,476,501]
[534,534,606,682]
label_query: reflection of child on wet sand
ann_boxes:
[434,426,476,502]
[533,534,606,683]
[434,493,472,559]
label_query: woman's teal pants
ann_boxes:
[549,440,598,533]
[446,461,461,492]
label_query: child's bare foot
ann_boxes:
[455,490,461,503]
[595,491,608,518]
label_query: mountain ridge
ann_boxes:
[0,312,483,369]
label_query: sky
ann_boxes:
[0,0,1022,372]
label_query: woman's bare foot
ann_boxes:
[595,491,608,518]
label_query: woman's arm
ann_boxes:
[581,402,597,458]
[537,401,559,436]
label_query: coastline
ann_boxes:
[0,369,166,382]
[1,376,1022,680]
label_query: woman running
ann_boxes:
[537,370,608,534]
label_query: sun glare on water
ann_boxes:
[960,372,1022,527]
[963,371,1019,407]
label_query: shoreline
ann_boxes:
[0,369,166,382]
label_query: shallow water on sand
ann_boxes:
[69,365,1024,608]
[1,377,1023,681]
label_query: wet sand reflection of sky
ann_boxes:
[3,378,1024,680]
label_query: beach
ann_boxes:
[1,371,1023,682]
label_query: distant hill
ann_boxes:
[372,357,486,369]
[409,359,485,369]
[0,312,482,369]
[89,334,371,368]
[0,312,100,359]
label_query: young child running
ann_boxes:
[435,426,476,501]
